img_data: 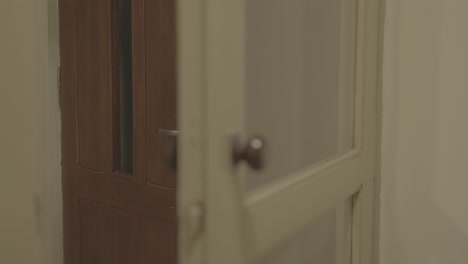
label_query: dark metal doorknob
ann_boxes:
[232,136,266,170]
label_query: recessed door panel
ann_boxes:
[253,198,353,264]
[76,0,114,172]
[255,210,337,264]
[79,199,176,264]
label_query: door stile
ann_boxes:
[351,0,382,262]
[203,0,247,264]
[177,1,206,264]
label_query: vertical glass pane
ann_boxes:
[116,0,133,173]
[246,0,357,190]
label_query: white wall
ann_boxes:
[0,1,62,263]
[381,0,468,263]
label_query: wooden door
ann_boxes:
[178,0,381,263]
[59,0,177,263]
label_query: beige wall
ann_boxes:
[0,1,62,263]
[381,0,468,263]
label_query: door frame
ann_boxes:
[177,0,384,263]
[46,0,63,263]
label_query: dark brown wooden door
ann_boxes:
[59,0,177,263]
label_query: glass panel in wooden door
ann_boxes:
[244,0,358,263]
[245,0,357,191]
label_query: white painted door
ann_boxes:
[177,0,381,264]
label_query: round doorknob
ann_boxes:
[232,136,266,170]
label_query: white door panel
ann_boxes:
[255,206,338,264]
[178,0,381,263]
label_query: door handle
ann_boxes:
[232,136,266,170]
[159,129,179,170]
[159,129,180,136]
